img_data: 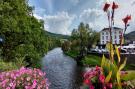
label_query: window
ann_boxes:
[102,36,104,40]
[102,32,104,35]
[115,35,117,39]
[106,32,108,35]
[106,36,108,40]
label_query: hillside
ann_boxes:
[125,31,135,41]
[46,31,70,39]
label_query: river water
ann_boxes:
[42,48,82,89]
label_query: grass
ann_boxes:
[65,50,79,58]
[81,55,101,67]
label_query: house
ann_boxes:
[100,27,123,45]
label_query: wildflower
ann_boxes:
[103,3,110,12]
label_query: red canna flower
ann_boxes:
[112,2,118,10]
[122,15,131,25]
[103,3,110,12]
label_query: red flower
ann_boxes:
[112,2,118,10]
[84,79,90,85]
[103,3,110,12]
[99,74,105,83]
[122,15,131,25]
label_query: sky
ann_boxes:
[28,0,135,35]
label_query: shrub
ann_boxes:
[0,67,49,89]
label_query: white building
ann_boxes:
[100,27,123,45]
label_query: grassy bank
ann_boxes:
[66,50,135,70]
[65,50,79,58]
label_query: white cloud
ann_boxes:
[33,14,43,20]
[80,8,105,31]
[33,7,46,17]
[44,12,76,35]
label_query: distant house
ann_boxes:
[100,27,123,45]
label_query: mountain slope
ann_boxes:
[45,31,70,39]
[125,31,135,41]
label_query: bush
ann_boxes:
[0,67,49,89]
[0,57,27,72]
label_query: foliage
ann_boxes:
[0,57,27,72]
[64,22,99,58]
[69,23,99,57]
[61,41,71,52]
[81,55,101,66]
[0,0,60,68]
[0,60,18,72]
[0,67,49,89]
[65,50,79,58]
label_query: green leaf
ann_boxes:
[121,71,135,81]
[105,71,112,83]
[115,45,120,63]
[119,58,127,71]
[117,71,122,89]
[101,55,106,67]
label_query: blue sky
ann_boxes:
[29,0,135,35]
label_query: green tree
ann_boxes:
[0,0,48,68]
[70,22,100,57]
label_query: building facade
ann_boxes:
[100,27,123,45]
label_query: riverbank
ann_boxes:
[66,51,135,70]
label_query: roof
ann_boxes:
[101,27,123,32]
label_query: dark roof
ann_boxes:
[101,27,123,31]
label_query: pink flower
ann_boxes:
[90,84,94,89]
[99,74,105,83]
[27,77,31,81]
[32,79,37,88]
[84,79,90,85]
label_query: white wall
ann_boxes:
[100,28,123,45]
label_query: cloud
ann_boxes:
[33,14,43,20]
[33,7,46,17]
[44,12,76,35]
[79,8,105,31]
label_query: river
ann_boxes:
[42,48,82,89]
